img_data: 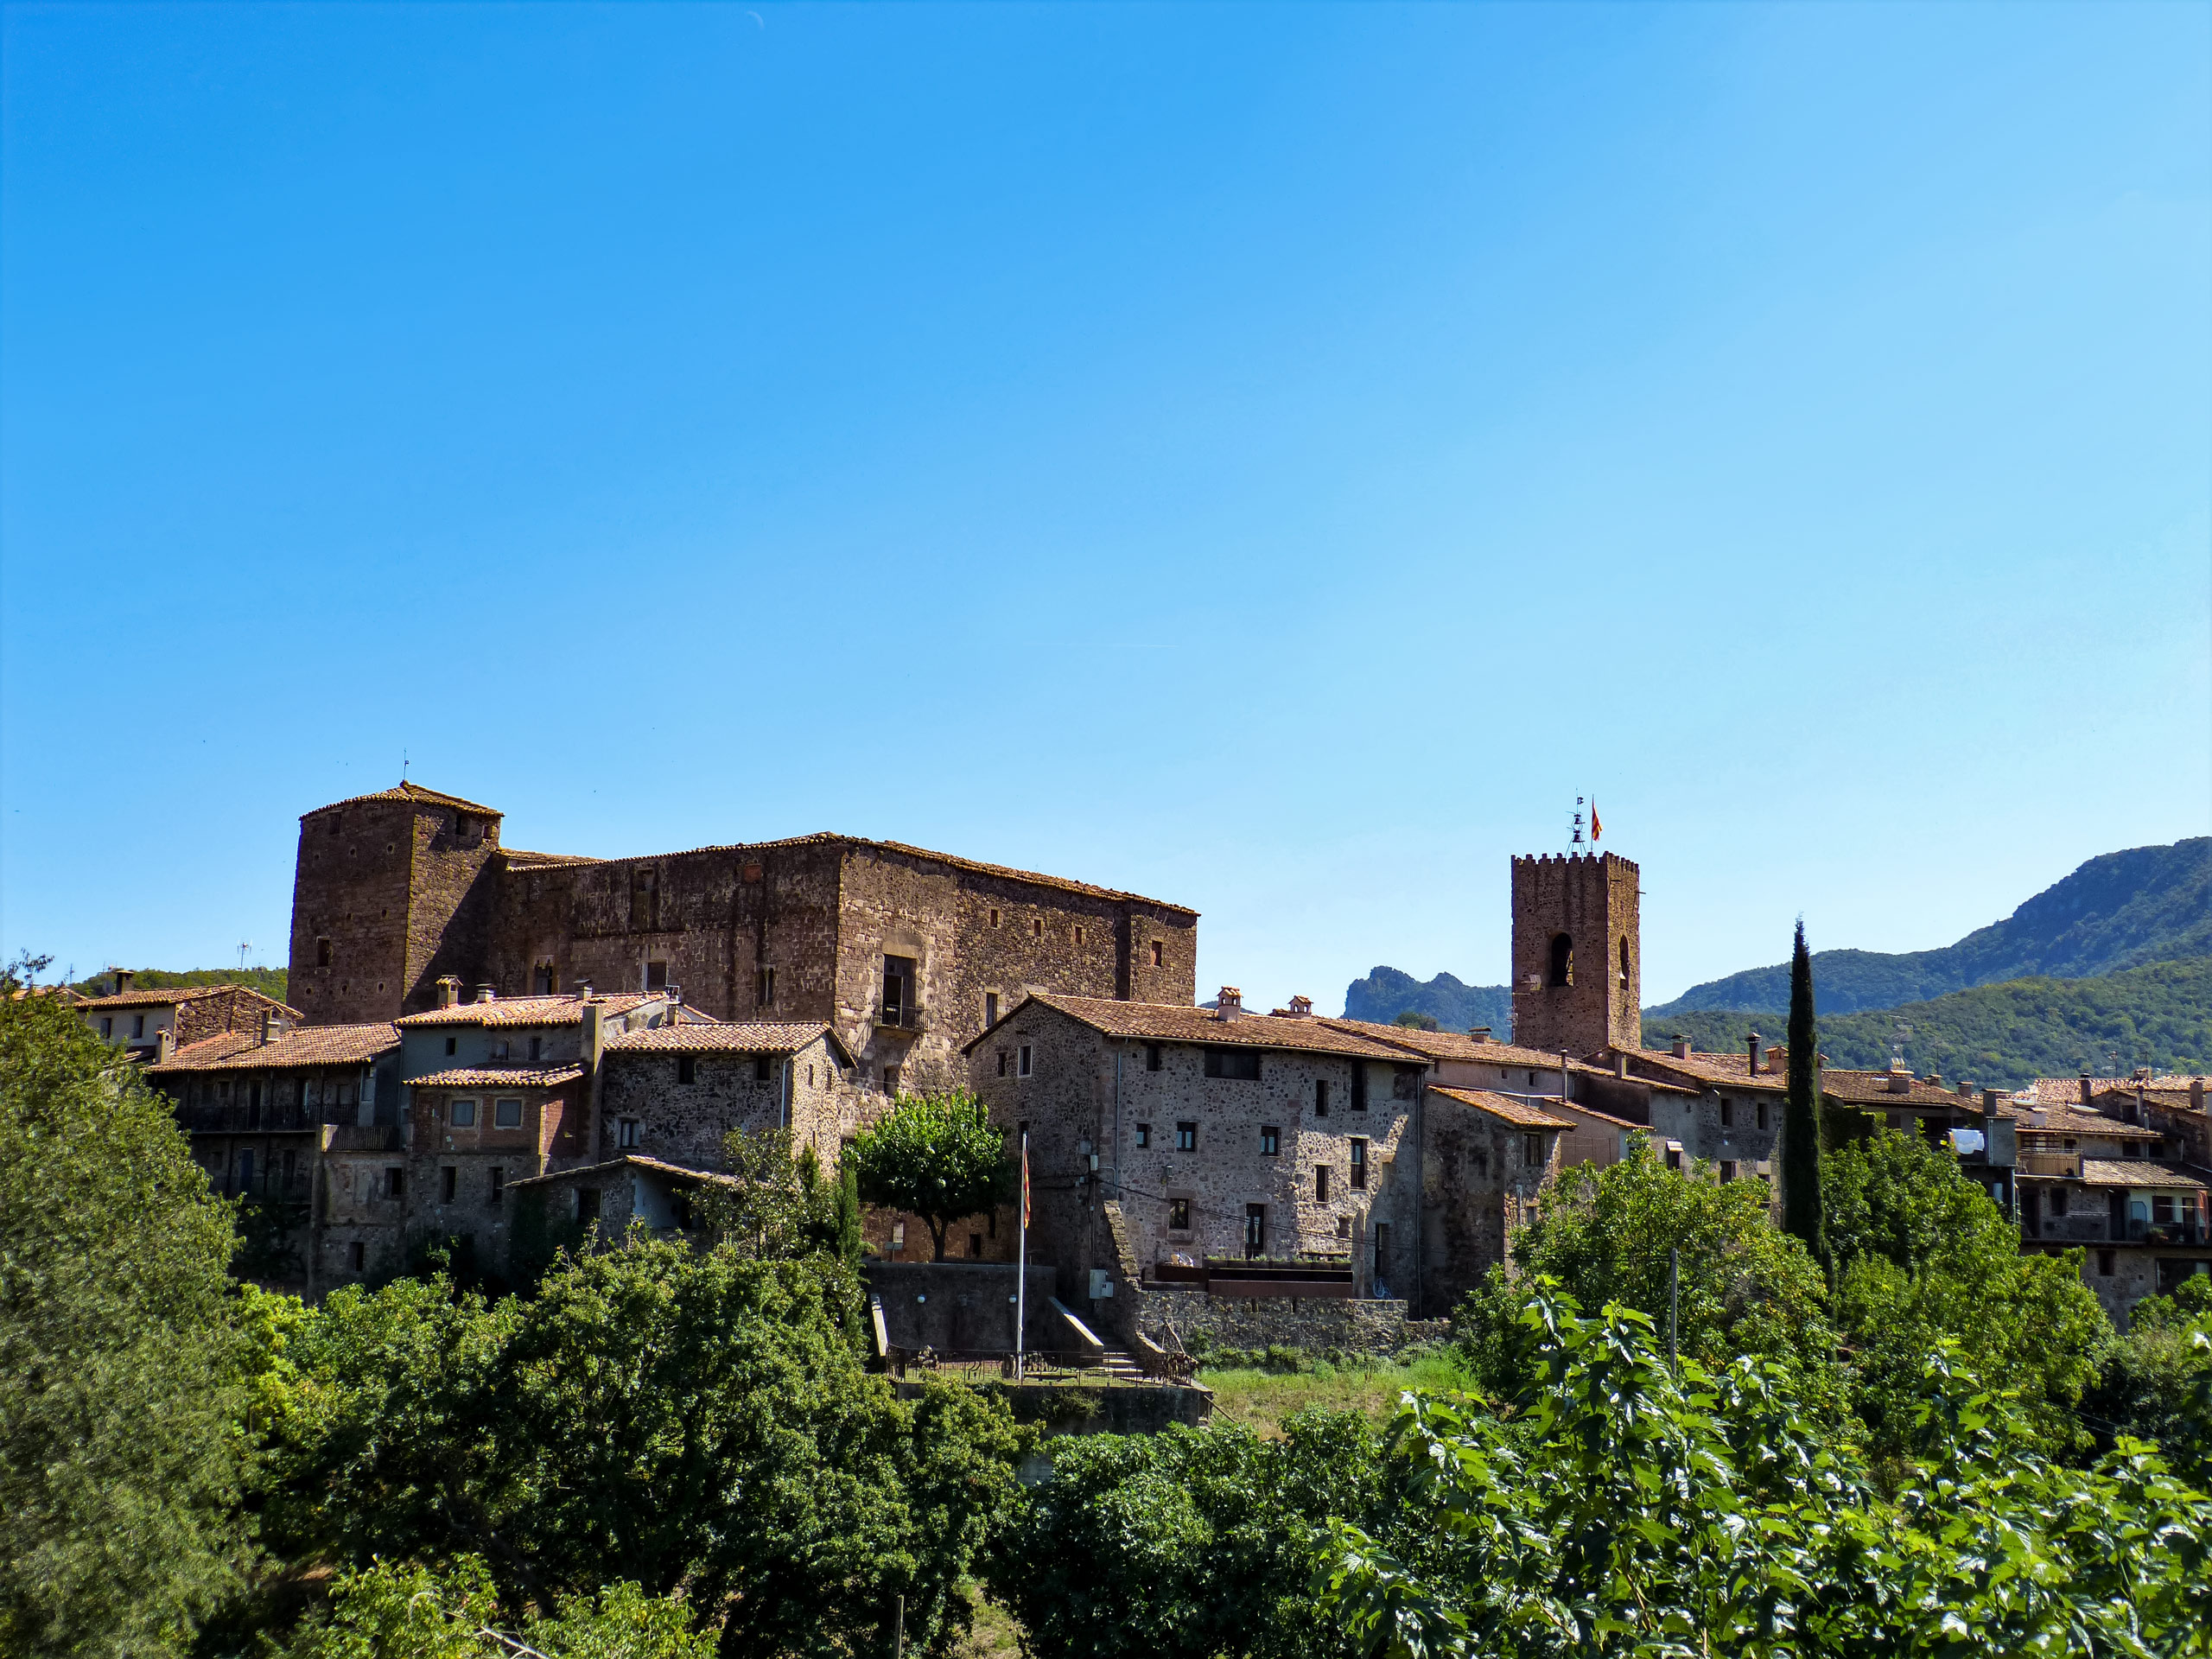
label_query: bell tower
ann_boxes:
[1510,851,1640,1058]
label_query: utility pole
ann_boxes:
[1014,1130,1029,1382]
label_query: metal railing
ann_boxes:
[2122,1218,2205,1245]
[887,1348,1126,1383]
[875,1002,926,1033]
[176,1103,320,1134]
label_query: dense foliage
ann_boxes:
[1647,835,2210,1016]
[0,988,257,1658]
[2086,1277,2212,1468]
[845,1088,1017,1261]
[257,1237,1025,1656]
[279,1556,711,1659]
[1645,956,2212,1087]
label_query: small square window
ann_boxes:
[1074,925,1085,945]
[969,1233,983,1257]
[678,1054,696,1084]
[446,1036,458,1056]
[1260,1125,1281,1156]
[99,1017,112,1039]
[491,1039,511,1061]
[1032,918,1043,938]
[1350,1137,1368,1188]
[1176,1122,1198,1151]
[884,1064,900,1096]
[1315,1079,1329,1116]
[1719,1098,1734,1128]
[988,907,1001,927]
[619,1118,640,1148]
[645,961,668,991]
[131,1014,145,1039]
[528,1036,542,1062]
[578,1187,601,1223]
[1145,1043,1162,1072]
[1528,1133,1545,1166]
[753,1056,772,1083]
[2098,1249,2115,1276]
[1167,1198,1191,1231]
[1336,1215,1352,1239]
[494,1097,523,1128]
[451,1097,478,1127]
[1135,1122,1150,1147]
[1018,1045,1033,1078]
[1719,1160,1738,1183]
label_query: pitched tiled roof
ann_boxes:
[965,995,1414,1060]
[404,1063,586,1088]
[78,984,301,1015]
[1319,1018,1601,1072]
[2014,1104,2143,1136]
[1427,1085,1573,1128]
[607,1022,853,1065]
[507,1154,739,1191]
[2015,1075,2212,1108]
[147,1023,398,1073]
[1819,1069,1994,1110]
[304,782,501,818]
[1630,1050,1788,1093]
[500,849,600,869]
[394,993,661,1030]
[2077,1159,2212,1192]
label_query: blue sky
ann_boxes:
[3,3,2207,1009]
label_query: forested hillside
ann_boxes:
[1642,957,2211,1089]
[1342,966,1511,1033]
[68,965,291,1003]
[1649,836,2209,1017]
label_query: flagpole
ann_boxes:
[1014,1131,1029,1382]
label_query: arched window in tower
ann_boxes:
[1618,937,1631,992]
[1548,933,1573,988]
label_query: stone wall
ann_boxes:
[1127,1282,1444,1357]
[1510,853,1640,1057]
[866,1261,1062,1352]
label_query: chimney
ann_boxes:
[155,1028,174,1063]
[1981,1088,2001,1115]
[437,976,461,1009]
[111,968,133,995]
[582,1000,605,1068]
[575,978,594,1001]
[259,1008,286,1046]
[1615,1052,1627,1079]
[1671,1034,1691,1059]
[1746,1031,1762,1077]
[1286,995,1313,1020]
[2079,1071,2092,1107]
[1767,1042,1787,1077]
[1888,1061,1911,1095]
[2193,1079,2205,1113]
[1924,1071,1940,1088]
[1469,1026,1492,1043]
[475,983,497,1003]
[1215,987,1243,1021]
[1957,1078,1974,1098]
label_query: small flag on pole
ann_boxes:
[1020,1140,1032,1230]
[1591,800,1602,842]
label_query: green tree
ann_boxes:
[1393,1010,1442,1032]
[835,1162,864,1264]
[280,1556,713,1659]
[1782,918,1825,1261]
[845,1089,1016,1262]
[263,1236,1027,1656]
[1823,1129,2110,1456]
[1453,1140,1837,1402]
[2084,1280,2212,1469]
[0,982,257,1657]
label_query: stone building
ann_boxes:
[285,781,1198,1093]
[79,971,300,1063]
[1415,1085,1569,1315]
[597,1021,859,1174]
[1510,852,1641,1057]
[963,989,1424,1310]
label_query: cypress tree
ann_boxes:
[1782,918,1825,1264]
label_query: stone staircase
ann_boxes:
[1093,1347,1148,1382]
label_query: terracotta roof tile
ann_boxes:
[2015,1075,2212,1107]
[1427,1085,1573,1128]
[967,995,1414,1060]
[79,984,301,1014]
[607,1022,853,1064]
[1319,1018,1601,1072]
[404,1063,586,1088]
[2013,1104,2142,1136]
[1819,1069,1991,1109]
[147,1023,399,1073]
[394,993,661,1030]
[1630,1050,1789,1092]
[2077,1159,2212,1192]
[304,782,502,818]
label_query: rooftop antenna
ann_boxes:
[1891,1019,1911,1070]
[402,747,409,782]
[238,941,252,974]
[1568,795,1587,855]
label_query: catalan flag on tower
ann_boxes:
[1591,800,1602,842]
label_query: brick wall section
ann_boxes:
[1510,853,1640,1058]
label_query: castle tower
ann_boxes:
[1510,851,1640,1058]
[288,784,504,1024]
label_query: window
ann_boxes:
[491,1039,512,1061]
[1151,941,1163,967]
[1203,1048,1261,1081]
[1351,1137,1368,1188]
[1719,1160,1738,1183]
[2098,1249,2116,1276]
[1316,1166,1332,1203]
[488,1167,504,1205]
[619,1118,641,1148]
[1527,1133,1545,1166]
[645,960,668,991]
[2051,1188,2070,1217]
[1260,1125,1281,1156]
[1757,1100,1769,1132]
[349,1241,365,1272]
[1548,932,1573,987]
[1719,1098,1733,1128]
[451,1097,478,1127]
[1074,925,1085,945]
[1176,1122,1198,1151]
[883,1065,901,1096]
[131,1014,145,1039]
[1351,1064,1368,1112]
[1135,1122,1150,1148]
[1018,1045,1033,1078]
[1374,1221,1391,1281]
[1337,1215,1352,1238]
[890,1221,906,1250]
[1167,1198,1191,1231]
[1315,1079,1329,1116]
[1032,918,1043,938]
[99,1017,112,1039]
[984,992,999,1027]
[881,955,916,1026]
[529,1035,543,1062]
[2155,1195,2178,1226]
[969,1234,983,1258]
[1244,1204,1267,1255]
[494,1097,523,1128]
[756,966,776,1008]
[1666,1147,1683,1171]
[317,938,333,967]
[630,867,660,931]
[988,907,1001,927]
[753,1055,772,1084]
[677,1054,696,1084]
[1145,1043,1162,1072]
[534,963,555,994]
[442,1166,457,1203]
[446,1036,458,1056]
[997,1051,1008,1077]
[385,1166,404,1198]
[577,1187,601,1223]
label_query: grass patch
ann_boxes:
[1197,1348,1478,1436]
[953,1580,1026,1658]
